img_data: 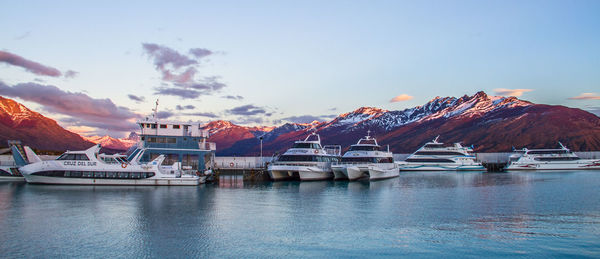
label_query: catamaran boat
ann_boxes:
[506,142,600,170]
[268,132,341,181]
[397,136,485,171]
[331,133,399,181]
[17,144,204,185]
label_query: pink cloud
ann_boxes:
[0,50,62,77]
[494,88,533,97]
[568,93,600,100]
[390,94,413,102]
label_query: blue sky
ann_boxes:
[1,0,599,137]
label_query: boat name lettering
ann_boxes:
[63,161,98,166]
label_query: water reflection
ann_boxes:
[1,171,599,257]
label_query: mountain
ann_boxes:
[205,91,600,155]
[0,96,94,152]
[84,134,137,151]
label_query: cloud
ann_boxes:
[586,107,600,117]
[0,81,139,132]
[390,94,414,102]
[494,88,533,97]
[227,104,267,116]
[222,95,244,100]
[142,43,226,99]
[142,43,197,69]
[189,48,213,59]
[128,94,146,103]
[156,111,174,119]
[281,114,337,123]
[14,31,31,40]
[154,87,201,99]
[183,112,218,118]
[64,70,79,78]
[232,116,265,125]
[568,93,600,100]
[162,67,197,84]
[176,104,195,110]
[0,50,62,77]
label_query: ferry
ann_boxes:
[397,136,485,171]
[17,144,204,185]
[268,132,341,181]
[506,142,600,170]
[331,133,398,181]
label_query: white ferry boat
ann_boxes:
[0,141,32,181]
[0,165,23,181]
[331,133,398,181]
[397,136,485,171]
[18,144,204,185]
[268,132,341,181]
[506,142,600,170]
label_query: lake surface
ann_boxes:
[1,171,599,258]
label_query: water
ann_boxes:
[1,171,600,258]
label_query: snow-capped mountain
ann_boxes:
[0,96,93,151]
[84,134,137,151]
[210,91,600,155]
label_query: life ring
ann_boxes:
[314,150,319,154]
[121,163,128,168]
[230,162,234,167]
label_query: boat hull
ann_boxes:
[298,169,334,181]
[369,166,399,180]
[398,163,485,171]
[506,160,600,171]
[22,174,201,186]
[331,166,348,180]
[0,176,25,181]
[346,166,368,181]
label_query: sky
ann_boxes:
[1,0,599,137]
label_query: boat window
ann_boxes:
[151,124,157,129]
[342,157,377,163]
[534,157,580,161]
[160,124,167,128]
[424,144,444,148]
[76,154,90,161]
[349,146,379,151]
[377,157,393,163]
[146,124,151,128]
[173,125,181,129]
[278,155,319,162]
[405,158,455,163]
[167,138,176,143]
[414,151,465,156]
[292,143,312,148]
[528,150,570,155]
[57,154,77,160]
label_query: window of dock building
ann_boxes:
[151,124,157,129]
[146,124,150,128]
[160,124,167,128]
[183,154,199,170]
[173,125,180,129]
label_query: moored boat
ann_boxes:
[268,132,340,181]
[19,144,203,185]
[506,142,600,170]
[331,133,398,181]
[397,136,485,171]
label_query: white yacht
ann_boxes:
[18,144,204,185]
[331,133,399,181]
[397,136,485,171]
[268,132,341,181]
[506,142,600,170]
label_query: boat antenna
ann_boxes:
[558,142,567,150]
[152,98,159,120]
[433,135,440,143]
[367,129,371,139]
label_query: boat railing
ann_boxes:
[198,142,217,151]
